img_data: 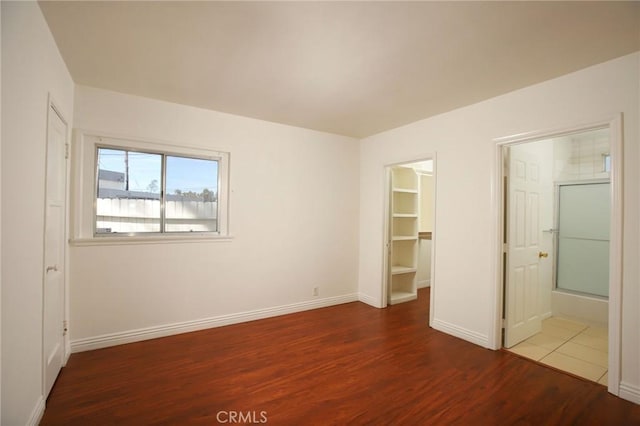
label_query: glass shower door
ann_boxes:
[556,182,610,298]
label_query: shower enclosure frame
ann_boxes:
[553,178,611,299]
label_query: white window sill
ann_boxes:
[69,234,234,246]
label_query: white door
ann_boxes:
[504,148,543,348]
[43,105,67,397]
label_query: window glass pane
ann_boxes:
[165,156,219,232]
[96,148,162,234]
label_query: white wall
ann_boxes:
[69,86,360,349]
[417,173,433,288]
[358,52,640,402]
[417,239,431,288]
[1,2,75,424]
[419,173,433,232]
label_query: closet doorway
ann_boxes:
[383,158,436,324]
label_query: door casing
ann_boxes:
[491,115,623,395]
[381,154,437,327]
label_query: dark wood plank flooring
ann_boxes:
[42,288,640,425]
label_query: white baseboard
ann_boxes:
[541,311,552,320]
[71,293,359,353]
[358,292,380,308]
[27,396,45,426]
[431,318,490,348]
[63,337,71,366]
[619,381,640,405]
[417,279,431,289]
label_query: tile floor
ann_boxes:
[507,317,608,384]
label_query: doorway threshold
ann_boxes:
[506,317,608,384]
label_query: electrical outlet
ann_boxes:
[312,287,319,297]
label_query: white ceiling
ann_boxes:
[39,1,640,138]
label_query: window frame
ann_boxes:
[71,130,231,244]
[94,144,222,237]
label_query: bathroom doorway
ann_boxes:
[495,119,622,394]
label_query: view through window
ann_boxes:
[96,147,219,234]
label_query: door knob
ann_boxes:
[46,265,58,273]
[538,252,548,258]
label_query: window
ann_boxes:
[70,132,229,242]
[96,147,221,235]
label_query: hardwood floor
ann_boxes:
[42,288,640,425]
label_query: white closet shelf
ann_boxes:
[389,165,419,306]
[392,236,418,241]
[392,187,418,194]
[391,266,417,275]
